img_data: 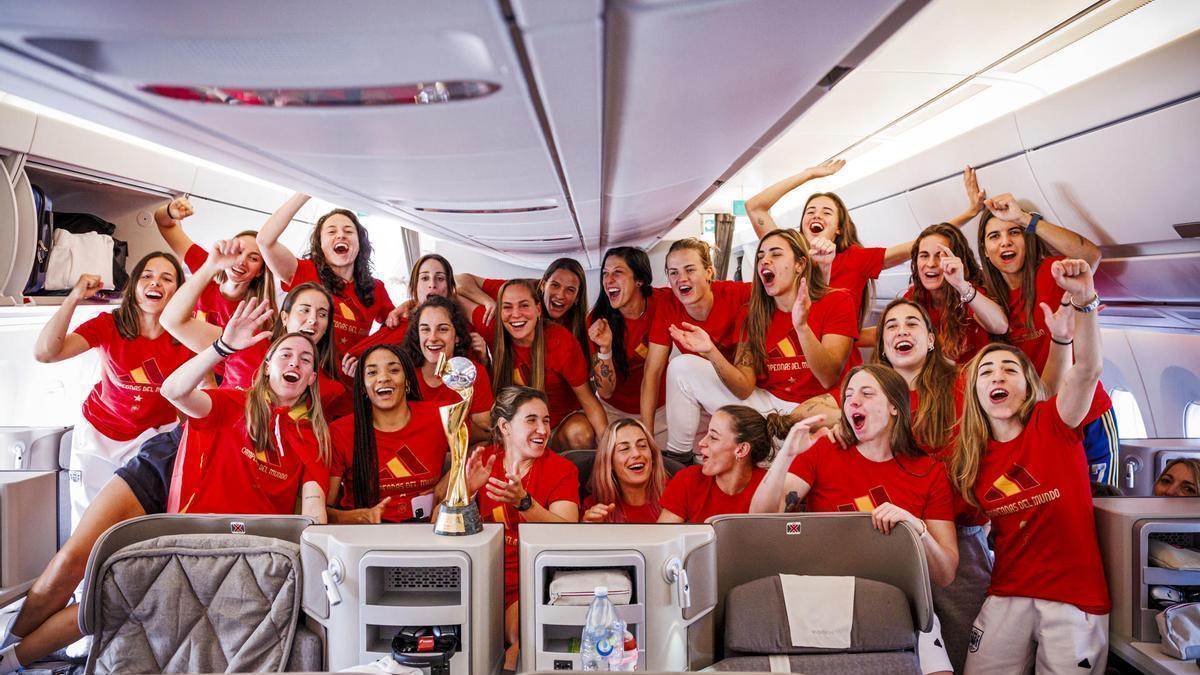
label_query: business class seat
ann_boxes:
[705,514,932,674]
[559,449,686,502]
[77,514,322,674]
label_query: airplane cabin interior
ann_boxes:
[0,1,1197,674]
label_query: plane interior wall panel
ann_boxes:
[1098,328,1159,439]
[1013,31,1200,151]
[0,101,36,154]
[1024,95,1200,251]
[1121,329,1200,438]
[0,306,105,428]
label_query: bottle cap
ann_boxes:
[594,586,608,597]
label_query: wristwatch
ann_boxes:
[1025,211,1043,235]
[1070,294,1101,313]
[516,494,533,512]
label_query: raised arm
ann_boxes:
[670,323,757,399]
[749,418,822,513]
[1038,292,1075,394]
[747,160,846,239]
[255,192,310,286]
[588,319,617,398]
[792,280,853,388]
[160,241,244,352]
[454,273,498,324]
[936,243,1009,334]
[640,343,670,434]
[1052,260,1103,428]
[154,196,198,260]
[985,193,1101,266]
[881,166,987,268]
[162,299,275,418]
[33,275,101,363]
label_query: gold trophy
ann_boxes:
[434,353,483,536]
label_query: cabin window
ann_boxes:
[1185,402,1200,439]
[1109,388,1148,439]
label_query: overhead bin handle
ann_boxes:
[664,557,691,610]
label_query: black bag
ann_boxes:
[22,184,53,294]
[392,625,459,675]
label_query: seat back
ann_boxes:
[79,514,313,673]
[702,513,933,663]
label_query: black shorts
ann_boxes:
[114,426,183,515]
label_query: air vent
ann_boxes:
[414,204,557,214]
[1173,222,1200,239]
[474,234,576,242]
[818,65,854,90]
[141,81,499,107]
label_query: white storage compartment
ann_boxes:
[519,524,716,672]
[301,523,504,674]
[0,471,58,606]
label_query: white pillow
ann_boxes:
[548,570,633,606]
[1149,540,1200,571]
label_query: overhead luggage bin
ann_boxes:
[302,523,504,674]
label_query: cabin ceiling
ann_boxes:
[0,0,925,267]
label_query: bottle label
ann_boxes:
[597,636,616,657]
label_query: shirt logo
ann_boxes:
[382,445,430,479]
[837,485,892,513]
[984,464,1041,502]
[492,505,508,525]
[339,302,356,321]
[769,335,798,359]
[118,358,167,385]
[635,341,649,360]
[513,367,527,386]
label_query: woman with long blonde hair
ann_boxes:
[583,419,668,523]
[950,259,1110,674]
[491,279,607,450]
[662,229,852,462]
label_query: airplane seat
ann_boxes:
[0,426,69,607]
[704,514,931,673]
[77,514,321,674]
[560,449,686,503]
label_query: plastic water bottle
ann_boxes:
[611,631,638,671]
[580,586,625,671]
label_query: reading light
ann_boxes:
[141,80,500,107]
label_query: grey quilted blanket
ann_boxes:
[87,533,301,674]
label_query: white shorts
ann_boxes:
[664,353,799,462]
[964,595,1108,674]
[599,397,667,451]
[69,416,178,533]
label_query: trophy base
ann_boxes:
[434,502,482,536]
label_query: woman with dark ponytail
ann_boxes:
[327,344,449,523]
[588,247,673,446]
[657,405,773,523]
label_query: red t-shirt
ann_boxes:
[788,437,954,521]
[347,316,409,359]
[329,402,449,522]
[172,388,329,516]
[1004,256,1064,372]
[505,323,589,428]
[830,246,884,369]
[73,313,194,441]
[589,287,672,414]
[184,244,239,330]
[973,398,1110,614]
[482,278,506,299]
[902,286,989,366]
[649,280,752,360]
[909,384,984,527]
[753,291,858,403]
[659,465,766,523]
[413,360,494,416]
[477,444,580,606]
[582,494,661,524]
[283,258,395,356]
